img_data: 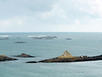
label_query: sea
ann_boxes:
[0,32,102,77]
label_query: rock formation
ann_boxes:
[58,50,74,58]
[0,55,17,61]
[15,41,26,43]
[14,53,35,58]
[26,50,102,63]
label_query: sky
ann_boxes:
[0,0,102,32]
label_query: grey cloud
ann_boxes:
[0,0,58,18]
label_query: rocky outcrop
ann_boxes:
[0,55,17,61]
[15,41,26,43]
[66,38,72,40]
[26,51,102,63]
[28,35,57,39]
[14,53,35,58]
[26,61,38,63]
[38,56,102,63]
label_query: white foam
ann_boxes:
[0,35,9,40]
[28,35,57,39]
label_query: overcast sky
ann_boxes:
[0,0,102,32]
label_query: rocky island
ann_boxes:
[14,53,35,58]
[0,55,17,62]
[26,50,102,63]
[28,35,57,39]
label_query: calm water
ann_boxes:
[0,32,102,77]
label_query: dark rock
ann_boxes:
[14,53,35,58]
[26,61,38,63]
[66,38,72,40]
[38,56,102,63]
[15,41,26,43]
[0,55,17,62]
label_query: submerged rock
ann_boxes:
[14,53,35,58]
[15,41,26,43]
[26,50,102,63]
[0,55,17,61]
[66,38,72,40]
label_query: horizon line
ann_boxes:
[0,32,102,33]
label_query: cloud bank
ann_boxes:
[0,0,102,32]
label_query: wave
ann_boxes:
[0,35,9,40]
[28,35,57,39]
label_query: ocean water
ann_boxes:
[0,32,102,77]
